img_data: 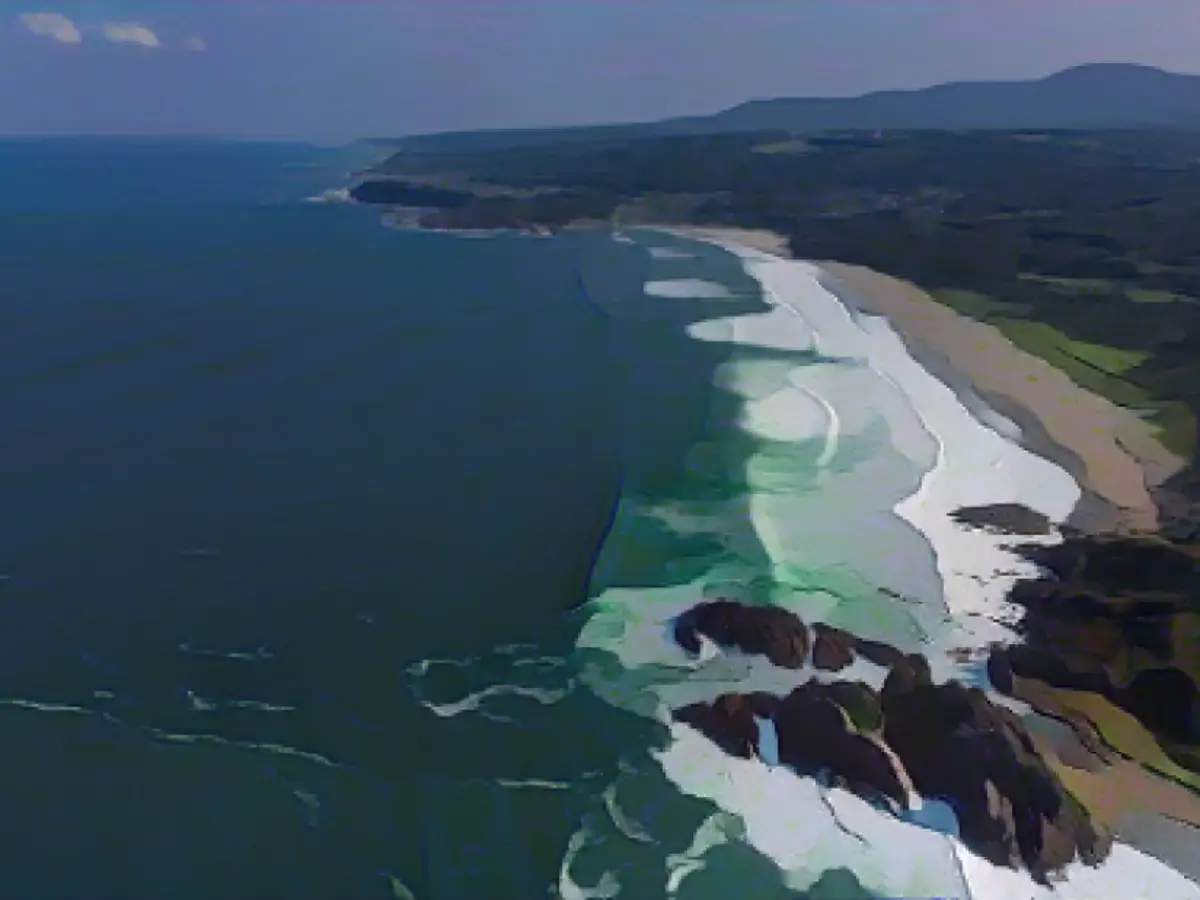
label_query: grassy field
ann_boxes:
[1018,273,1117,296]
[1045,687,1200,793]
[1014,275,1197,305]
[1126,287,1199,305]
[995,320,1149,376]
[1151,402,1200,459]
[923,294,1197,457]
[991,318,1147,399]
[988,319,1199,457]
[931,288,1030,319]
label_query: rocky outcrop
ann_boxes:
[666,529,1200,883]
[951,503,1053,536]
[774,681,911,808]
[851,636,907,669]
[988,644,1115,697]
[811,624,856,672]
[673,599,907,672]
[673,635,1113,881]
[673,692,780,759]
[676,680,910,809]
[880,654,1112,881]
[1014,533,1199,596]
[673,600,810,668]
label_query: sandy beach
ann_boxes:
[662,223,1200,891]
[662,226,794,261]
[666,225,1186,534]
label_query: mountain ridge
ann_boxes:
[384,63,1200,154]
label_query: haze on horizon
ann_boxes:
[3,0,1200,142]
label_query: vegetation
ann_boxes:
[357,126,1200,482]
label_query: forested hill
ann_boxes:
[377,64,1200,155]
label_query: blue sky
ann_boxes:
[3,0,1199,141]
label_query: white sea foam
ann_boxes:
[302,187,352,204]
[655,724,973,898]
[664,812,741,896]
[645,279,734,299]
[415,682,572,718]
[575,238,1200,898]
[711,243,1080,654]
[558,824,622,900]
[648,247,696,260]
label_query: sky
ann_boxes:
[3,0,1200,141]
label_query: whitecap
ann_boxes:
[302,187,352,204]
[603,780,655,844]
[417,683,573,718]
[645,279,734,299]
[558,824,622,900]
[665,811,741,896]
[648,247,696,260]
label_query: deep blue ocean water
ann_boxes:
[0,139,770,899]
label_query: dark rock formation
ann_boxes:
[852,636,907,669]
[673,600,810,669]
[951,503,1053,536]
[1014,534,1199,595]
[672,599,910,675]
[986,647,1016,695]
[824,680,884,733]
[881,656,1112,881]
[674,692,780,759]
[881,653,933,701]
[812,624,856,672]
[676,680,910,809]
[774,682,910,808]
[989,645,1115,697]
[673,643,1113,882]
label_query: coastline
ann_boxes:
[654,224,1200,890]
[663,225,1185,535]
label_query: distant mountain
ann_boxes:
[389,64,1200,154]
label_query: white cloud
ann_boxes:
[101,21,160,48]
[17,12,82,44]
[184,36,207,52]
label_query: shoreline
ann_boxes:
[661,224,1185,535]
[816,267,1119,535]
[655,224,1200,888]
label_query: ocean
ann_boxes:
[1,139,1195,900]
